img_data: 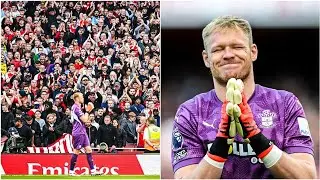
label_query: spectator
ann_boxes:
[1,102,14,131]
[130,96,144,115]
[96,115,117,151]
[56,108,72,134]
[24,115,41,147]
[89,112,99,130]
[137,112,147,150]
[85,91,102,110]
[1,1,160,152]
[153,109,160,127]
[14,117,33,149]
[34,110,46,132]
[113,119,127,149]
[123,111,137,150]
[143,117,160,153]
[85,121,98,148]
[94,108,104,125]
[42,113,62,146]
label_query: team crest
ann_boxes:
[258,110,276,128]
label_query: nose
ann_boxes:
[222,47,235,60]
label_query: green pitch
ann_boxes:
[2,175,160,179]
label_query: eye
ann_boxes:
[234,46,244,49]
[212,49,222,53]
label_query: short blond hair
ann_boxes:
[202,15,253,50]
[73,92,83,100]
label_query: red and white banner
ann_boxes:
[1,154,160,175]
[27,133,75,154]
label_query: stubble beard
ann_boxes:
[211,61,252,86]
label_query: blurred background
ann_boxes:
[160,1,319,179]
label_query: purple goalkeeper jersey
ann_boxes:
[171,84,314,179]
[71,103,87,136]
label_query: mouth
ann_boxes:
[219,62,242,68]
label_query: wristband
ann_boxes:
[204,153,225,169]
[261,145,283,168]
[208,137,229,160]
[249,132,272,156]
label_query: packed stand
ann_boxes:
[0,1,161,154]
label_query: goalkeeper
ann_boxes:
[171,15,316,179]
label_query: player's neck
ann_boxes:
[214,72,255,103]
[75,101,81,106]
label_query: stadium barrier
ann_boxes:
[1,154,160,175]
[26,133,147,154]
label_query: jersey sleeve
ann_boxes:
[74,105,84,119]
[171,104,205,173]
[283,93,314,155]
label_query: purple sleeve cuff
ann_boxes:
[173,157,203,173]
[284,146,314,156]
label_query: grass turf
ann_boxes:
[1,175,160,179]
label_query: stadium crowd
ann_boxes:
[0,1,160,153]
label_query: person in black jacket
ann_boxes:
[85,121,98,147]
[42,113,63,146]
[85,91,102,110]
[57,107,73,134]
[41,101,62,125]
[112,119,127,149]
[24,115,42,147]
[96,115,117,151]
[1,104,14,131]
[95,108,105,125]
[14,117,33,149]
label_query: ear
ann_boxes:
[251,44,258,62]
[202,50,210,68]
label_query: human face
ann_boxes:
[152,95,158,103]
[2,105,8,112]
[129,88,136,96]
[125,102,131,110]
[104,116,111,125]
[76,93,84,104]
[107,100,114,108]
[89,114,95,121]
[41,91,49,100]
[26,119,33,125]
[139,115,146,124]
[202,28,257,84]
[15,120,21,127]
[35,111,41,118]
[47,116,54,124]
[112,120,118,127]
[98,109,104,116]
[65,108,71,115]
[129,114,136,121]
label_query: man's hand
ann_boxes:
[238,93,275,162]
[216,101,230,139]
[204,101,231,166]
[86,102,94,113]
[238,93,261,139]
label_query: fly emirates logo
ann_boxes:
[28,162,119,175]
[207,141,264,164]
